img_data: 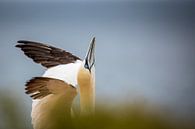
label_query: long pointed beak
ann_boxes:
[84,37,95,71]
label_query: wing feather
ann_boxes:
[16,40,81,68]
[25,77,77,99]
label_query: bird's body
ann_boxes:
[16,38,96,129]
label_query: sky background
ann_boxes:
[0,0,194,120]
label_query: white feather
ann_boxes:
[42,60,82,86]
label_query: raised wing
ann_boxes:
[16,40,81,68]
[25,77,77,99]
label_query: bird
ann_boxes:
[16,37,96,129]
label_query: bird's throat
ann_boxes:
[77,67,95,115]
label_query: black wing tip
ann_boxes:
[17,40,31,45]
[15,40,23,48]
[92,37,96,41]
[16,40,48,47]
[17,40,26,43]
[17,40,36,43]
[15,44,20,48]
[15,40,31,48]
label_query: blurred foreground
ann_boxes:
[0,90,194,129]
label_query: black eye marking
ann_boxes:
[84,60,89,70]
[84,59,95,72]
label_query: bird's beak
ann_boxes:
[84,37,95,71]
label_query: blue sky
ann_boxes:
[0,0,194,116]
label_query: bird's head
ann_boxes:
[78,37,95,81]
[77,37,96,114]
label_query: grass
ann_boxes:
[0,90,194,129]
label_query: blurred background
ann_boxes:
[0,0,194,129]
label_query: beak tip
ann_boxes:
[92,37,95,43]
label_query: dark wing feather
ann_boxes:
[16,40,81,68]
[25,77,77,99]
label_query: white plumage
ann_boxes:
[43,60,82,86]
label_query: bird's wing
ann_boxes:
[16,40,81,68]
[25,77,77,99]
